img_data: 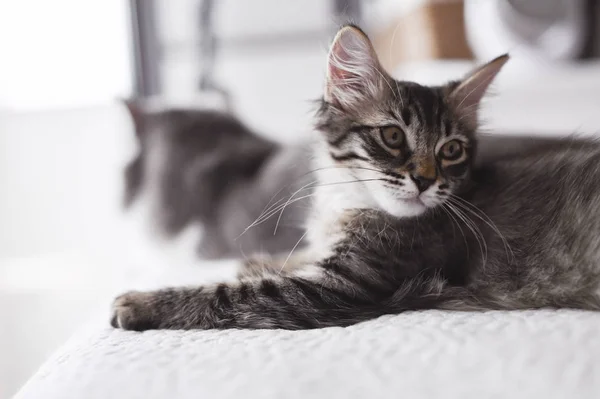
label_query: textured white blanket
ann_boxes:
[15,308,600,399]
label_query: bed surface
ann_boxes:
[14,262,600,399]
[15,304,600,399]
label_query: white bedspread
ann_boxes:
[14,306,600,399]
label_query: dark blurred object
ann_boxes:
[466,0,600,62]
[128,0,161,97]
[197,0,230,109]
[333,0,362,24]
[583,0,600,58]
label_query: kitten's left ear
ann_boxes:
[122,98,143,125]
[449,54,509,125]
[325,25,387,110]
[121,98,147,137]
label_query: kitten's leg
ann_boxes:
[111,268,387,331]
[238,250,315,278]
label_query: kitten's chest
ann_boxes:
[369,217,471,283]
[312,208,471,280]
[307,205,358,260]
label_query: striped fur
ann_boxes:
[111,26,600,331]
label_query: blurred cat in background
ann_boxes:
[122,100,311,260]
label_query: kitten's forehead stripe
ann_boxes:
[395,83,450,140]
[444,120,453,137]
[422,91,437,129]
[386,110,397,122]
[435,102,444,133]
[401,107,412,127]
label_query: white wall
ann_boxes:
[0,2,132,392]
[0,0,131,110]
[0,104,135,398]
[0,106,134,258]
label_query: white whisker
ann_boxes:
[279,230,309,274]
[447,195,515,263]
[445,201,488,268]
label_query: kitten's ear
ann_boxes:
[449,54,509,125]
[325,25,386,110]
[121,98,145,135]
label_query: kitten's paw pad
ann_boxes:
[111,291,158,331]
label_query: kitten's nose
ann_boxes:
[410,174,435,192]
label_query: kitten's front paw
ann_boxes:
[111,291,159,331]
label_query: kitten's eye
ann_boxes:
[440,140,464,161]
[380,126,405,149]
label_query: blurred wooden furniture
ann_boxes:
[373,0,473,71]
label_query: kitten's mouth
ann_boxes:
[381,196,427,218]
[401,197,424,207]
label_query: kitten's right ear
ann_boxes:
[448,54,509,127]
[325,25,386,110]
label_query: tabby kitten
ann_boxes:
[111,25,600,331]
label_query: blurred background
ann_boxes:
[1,0,600,397]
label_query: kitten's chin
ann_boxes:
[375,196,428,218]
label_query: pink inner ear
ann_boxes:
[326,43,355,106]
[327,35,358,87]
[328,65,362,94]
[328,61,352,84]
[325,27,380,107]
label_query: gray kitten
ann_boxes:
[123,100,310,259]
[111,25,600,331]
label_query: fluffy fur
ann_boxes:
[111,26,600,331]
